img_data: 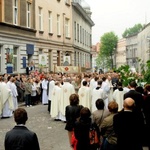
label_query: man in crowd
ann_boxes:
[113,98,143,150]
[4,108,40,150]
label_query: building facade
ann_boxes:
[116,38,126,68]
[0,0,94,74]
[72,0,94,69]
[126,34,138,70]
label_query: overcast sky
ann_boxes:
[85,0,150,44]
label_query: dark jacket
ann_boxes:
[142,94,150,147]
[74,118,91,150]
[65,105,83,131]
[5,126,40,150]
[124,89,143,112]
[113,111,143,150]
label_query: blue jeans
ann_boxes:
[101,138,117,150]
[25,94,31,106]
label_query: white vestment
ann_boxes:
[11,82,18,110]
[59,82,75,121]
[42,79,48,104]
[89,78,97,92]
[91,87,107,112]
[50,85,61,118]
[48,80,55,101]
[78,86,91,110]
[113,89,126,111]
[101,80,111,109]
[0,82,14,117]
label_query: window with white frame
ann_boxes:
[13,0,18,25]
[13,47,18,72]
[27,2,31,28]
[77,24,79,42]
[39,7,43,31]
[74,21,76,40]
[48,11,52,33]
[39,49,43,54]
[65,18,70,38]
[57,14,60,35]
[80,26,82,43]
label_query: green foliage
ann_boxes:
[100,32,118,56]
[122,23,143,38]
[96,32,118,69]
[144,60,150,84]
[116,65,145,87]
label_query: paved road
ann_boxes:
[0,104,148,150]
[0,104,70,150]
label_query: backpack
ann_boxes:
[89,123,101,150]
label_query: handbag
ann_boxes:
[71,131,77,150]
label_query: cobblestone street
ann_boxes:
[0,104,70,150]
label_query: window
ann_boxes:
[48,11,52,34]
[80,26,82,43]
[27,2,31,28]
[74,22,76,40]
[65,18,70,38]
[57,14,60,36]
[13,0,18,25]
[77,24,79,42]
[13,47,18,72]
[39,7,43,31]
[39,49,43,54]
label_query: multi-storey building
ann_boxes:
[0,0,36,74]
[126,34,138,69]
[0,0,94,74]
[72,0,94,68]
[116,38,126,68]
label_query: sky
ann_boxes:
[85,0,150,44]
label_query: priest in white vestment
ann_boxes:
[48,78,55,113]
[91,80,107,112]
[0,78,14,118]
[113,82,126,111]
[78,80,91,110]
[50,81,61,119]
[41,76,48,105]
[89,76,98,92]
[101,76,111,109]
[11,78,18,110]
[59,78,75,121]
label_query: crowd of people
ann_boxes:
[0,70,150,150]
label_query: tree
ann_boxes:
[96,32,118,70]
[122,23,143,38]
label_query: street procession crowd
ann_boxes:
[0,69,150,150]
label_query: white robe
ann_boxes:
[101,80,111,109]
[91,87,107,112]
[0,82,14,117]
[78,86,91,110]
[11,82,18,110]
[50,85,61,118]
[113,89,126,111]
[42,79,48,104]
[59,82,75,120]
[48,80,55,101]
[89,78,97,92]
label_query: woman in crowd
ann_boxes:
[65,94,83,148]
[92,99,110,130]
[100,101,118,150]
[24,78,32,107]
[74,107,92,150]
